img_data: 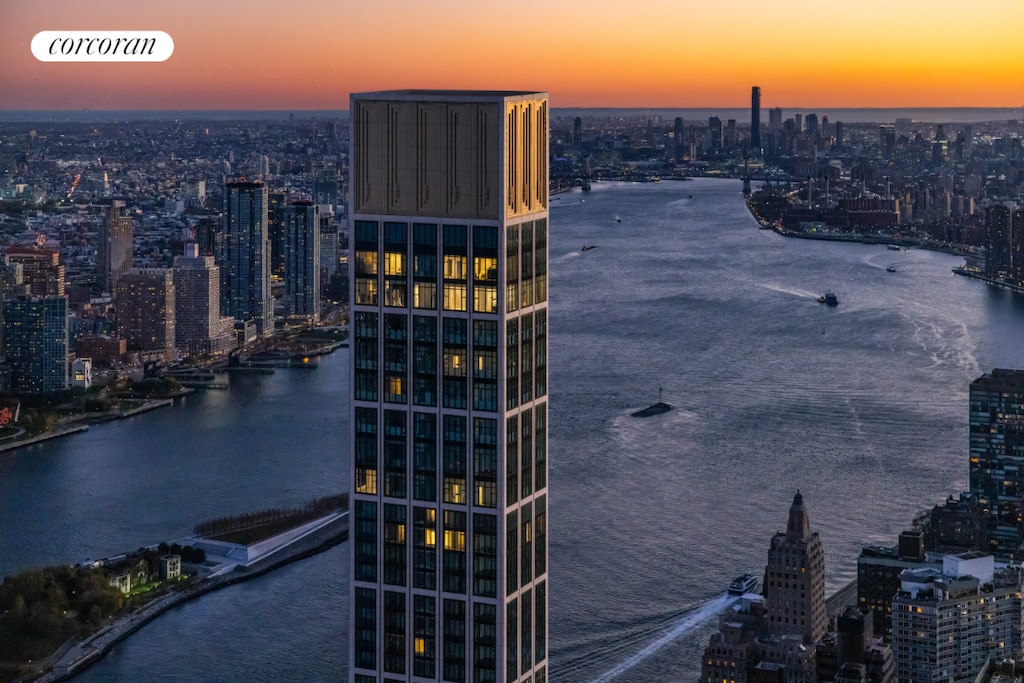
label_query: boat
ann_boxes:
[887,244,901,251]
[887,266,896,273]
[817,292,839,306]
[631,388,672,418]
[581,245,598,252]
[728,573,758,596]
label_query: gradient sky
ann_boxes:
[1,0,1022,110]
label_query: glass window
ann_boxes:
[414,594,436,678]
[473,285,497,314]
[443,599,466,683]
[444,255,468,281]
[354,587,377,670]
[506,415,518,505]
[506,510,518,595]
[384,590,406,674]
[383,504,407,586]
[355,500,378,582]
[473,602,497,682]
[506,598,518,681]
[414,507,437,589]
[414,282,437,309]
[443,512,467,594]
[444,283,467,311]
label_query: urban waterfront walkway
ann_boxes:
[33,511,348,683]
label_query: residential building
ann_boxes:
[173,243,236,357]
[115,269,175,363]
[98,199,133,293]
[285,199,321,322]
[5,247,65,297]
[3,295,69,393]
[221,179,274,338]
[969,369,1024,557]
[348,90,550,683]
[891,553,1023,683]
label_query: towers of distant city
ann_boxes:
[221,179,274,339]
[115,269,176,363]
[751,86,761,151]
[983,204,1024,279]
[348,89,550,683]
[284,199,320,322]
[173,243,236,357]
[98,199,133,294]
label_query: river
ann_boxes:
[4,178,1024,681]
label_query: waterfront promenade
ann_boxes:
[33,511,348,683]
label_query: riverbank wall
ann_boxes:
[33,512,348,683]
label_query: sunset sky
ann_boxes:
[2,0,1022,110]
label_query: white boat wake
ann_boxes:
[585,593,732,683]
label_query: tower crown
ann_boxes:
[787,489,811,542]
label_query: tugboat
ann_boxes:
[817,292,839,306]
[886,266,896,273]
[728,573,759,596]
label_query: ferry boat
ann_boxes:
[728,573,759,596]
[817,292,839,306]
[887,244,901,251]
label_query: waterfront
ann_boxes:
[5,178,1024,681]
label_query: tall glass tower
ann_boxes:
[349,90,549,683]
[221,179,273,338]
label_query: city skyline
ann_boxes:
[3,0,1023,110]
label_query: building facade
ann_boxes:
[98,199,133,293]
[765,491,827,644]
[3,295,68,393]
[348,90,549,683]
[285,199,321,322]
[969,368,1024,557]
[221,180,274,338]
[5,247,65,297]
[115,269,176,363]
[891,553,1023,683]
[173,243,236,357]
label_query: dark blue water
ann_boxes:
[4,178,1024,682]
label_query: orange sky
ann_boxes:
[1,0,1022,110]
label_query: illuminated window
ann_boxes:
[355,250,378,275]
[384,252,405,276]
[443,284,467,311]
[355,279,378,305]
[474,285,497,313]
[425,528,436,547]
[444,255,467,280]
[415,637,426,656]
[356,468,377,494]
[444,349,466,376]
[413,282,436,309]
[477,481,497,507]
[444,478,467,504]
[444,529,466,551]
[474,256,497,281]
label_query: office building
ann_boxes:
[115,269,175,363]
[5,247,65,297]
[970,369,1024,556]
[751,86,761,150]
[765,491,827,644]
[268,191,289,280]
[985,204,1013,276]
[173,243,236,357]
[314,165,340,208]
[285,199,321,322]
[221,179,274,338]
[3,295,68,393]
[97,199,133,294]
[891,553,1022,683]
[348,90,549,683]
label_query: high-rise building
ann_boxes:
[115,269,175,363]
[5,247,65,297]
[221,179,274,338]
[751,86,761,150]
[314,166,340,208]
[97,200,133,294]
[708,116,723,151]
[765,490,827,644]
[268,191,289,281]
[173,243,236,357]
[891,553,1022,683]
[285,199,321,322]
[3,295,68,393]
[348,90,549,683]
[970,368,1024,556]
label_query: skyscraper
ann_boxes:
[751,86,761,150]
[221,179,274,338]
[969,368,1024,556]
[5,247,65,297]
[98,199,133,294]
[115,269,176,364]
[349,90,549,683]
[3,295,68,393]
[173,243,236,357]
[765,491,827,644]
[285,199,321,322]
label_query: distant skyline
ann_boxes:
[2,0,1023,111]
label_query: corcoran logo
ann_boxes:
[31,31,174,62]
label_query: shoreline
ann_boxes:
[32,512,349,683]
[0,399,177,455]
